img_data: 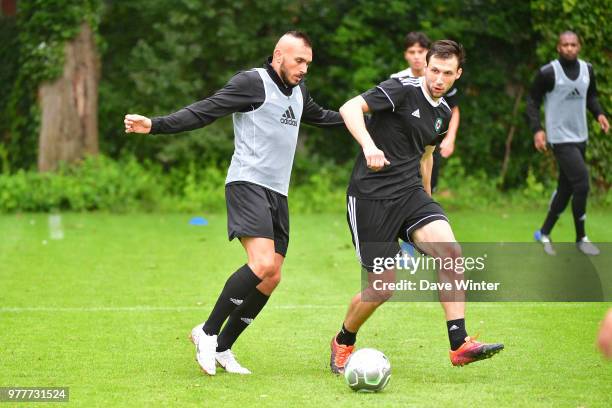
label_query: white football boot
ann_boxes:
[576,236,600,256]
[216,349,252,374]
[534,230,556,255]
[190,323,217,375]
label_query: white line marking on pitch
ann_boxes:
[0,303,578,313]
[0,305,344,313]
[0,303,441,313]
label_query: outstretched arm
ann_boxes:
[124,71,262,135]
[340,96,389,171]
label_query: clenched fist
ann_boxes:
[124,114,152,134]
[363,143,390,172]
[533,130,547,152]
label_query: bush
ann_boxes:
[0,156,164,212]
[0,154,608,214]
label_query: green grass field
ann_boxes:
[1,209,611,407]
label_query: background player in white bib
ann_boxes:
[124,31,343,375]
[527,31,609,256]
[391,32,461,195]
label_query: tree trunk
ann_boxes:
[38,22,99,172]
[1,0,17,17]
[499,84,524,187]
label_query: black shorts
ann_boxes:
[226,182,289,257]
[346,188,448,272]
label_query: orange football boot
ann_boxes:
[450,335,504,366]
[330,335,355,374]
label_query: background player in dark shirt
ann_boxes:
[125,32,342,375]
[526,31,609,256]
[329,41,503,374]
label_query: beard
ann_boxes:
[279,64,301,86]
[427,83,446,99]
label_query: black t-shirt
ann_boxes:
[347,76,452,199]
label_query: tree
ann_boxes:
[5,0,102,172]
[38,22,100,171]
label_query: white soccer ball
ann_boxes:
[344,348,391,392]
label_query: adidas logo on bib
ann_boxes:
[280,106,298,126]
[565,87,581,99]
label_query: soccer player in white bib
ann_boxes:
[527,31,609,256]
[125,31,344,375]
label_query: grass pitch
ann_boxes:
[1,209,611,407]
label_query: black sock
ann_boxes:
[202,264,261,336]
[447,318,468,351]
[336,324,357,346]
[216,289,270,352]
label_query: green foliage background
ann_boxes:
[0,0,610,212]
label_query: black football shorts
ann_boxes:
[346,188,447,272]
[226,181,289,257]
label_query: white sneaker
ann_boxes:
[216,349,252,374]
[534,230,556,255]
[189,323,204,345]
[577,236,600,256]
[190,323,217,375]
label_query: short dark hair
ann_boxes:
[404,32,431,50]
[558,30,580,43]
[284,30,312,48]
[426,40,465,68]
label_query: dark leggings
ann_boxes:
[541,142,589,241]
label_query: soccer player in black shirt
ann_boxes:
[329,40,503,373]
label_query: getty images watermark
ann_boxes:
[362,242,612,302]
[370,251,501,292]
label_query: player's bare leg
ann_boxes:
[331,268,395,374]
[412,220,503,366]
[411,220,464,319]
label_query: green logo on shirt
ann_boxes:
[435,118,443,132]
